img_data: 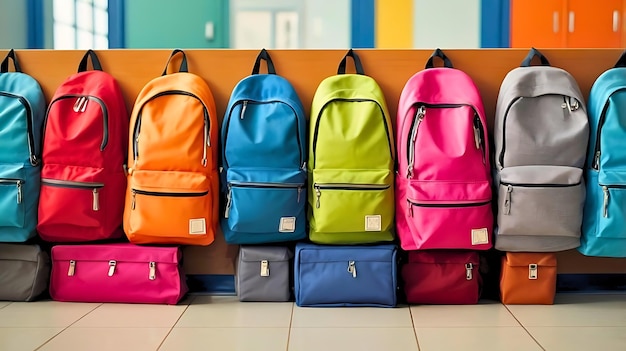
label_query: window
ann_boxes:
[53,0,108,49]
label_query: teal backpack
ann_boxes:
[0,50,46,242]
[581,50,626,257]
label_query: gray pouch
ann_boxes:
[0,243,50,301]
[236,246,293,302]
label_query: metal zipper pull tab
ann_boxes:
[80,97,88,112]
[504,185,513,215]
[16,181,22,204]
[131,190,137,210]
[108,260,117,277]
[593,151,601,170]
[315,186,321,208]
[92,188,100,211]
[202,120,209,167]
[73,97,83,112]
[347,260,357,278]
[528,263,538,280]
[149,262,156,280]
[260,260,270,277]
[407,106,426,179]
[68,260,76,276]
[407,199,414,217]
[465,263,473,280]
[603,186,610,218]
[240,101,248,119]
[297,187,302,203]
[225,187,232,218]
[473,117,481,150]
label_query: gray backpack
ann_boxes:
[0,243,50,301]
[494,48,589,252]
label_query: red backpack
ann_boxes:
[37,50,129,242]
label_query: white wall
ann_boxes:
[413,0,480,49]
[303,0,350,48]
[0,0,28,49]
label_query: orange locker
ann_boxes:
[510,0,623,48]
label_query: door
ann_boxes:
[510,0,567,48]
[566,0,622,48]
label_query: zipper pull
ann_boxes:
[473,116,482,150]
[260,260,270,277]
[465,263,473,280]
[92,188,100,211]
[528,263,538,280]
[68,260,76,276]
[347,260,357,278]
[593,151,601,170]
[202,120,209,166]
[406,106,426,179]
[225,187,232,218]
[603,186,609,218]
[131,190,137,210]
[108,260,117,277]
[315,186,321,208]
[73,97,82,112]
[149,262,156,280]
[504,185,513,215]
[297,187,302,203]
[407,199,414,217]
[16,181,22,204]
[240,101,248,119]
[412,107,426,142]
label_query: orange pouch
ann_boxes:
[500,252,557,305]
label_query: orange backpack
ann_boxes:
[123,49,218,246]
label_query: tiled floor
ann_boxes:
[0,294,625,351]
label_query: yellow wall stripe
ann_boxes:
[375,0,413,48]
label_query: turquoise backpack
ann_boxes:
[581,50,626,257]
[0,50,46,242]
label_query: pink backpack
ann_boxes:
[396,49,493,251]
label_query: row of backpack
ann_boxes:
[2,46,626,258]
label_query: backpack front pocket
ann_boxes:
[0,178,25,228]
[597,184,626,239]
[225,182,305,234]
[128,170,211,238]
[39,179,104,228]
[497,166,584,238]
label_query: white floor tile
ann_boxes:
[415,327,543,351]
[38,327,170,351]
[0,302,10,309]
[288,328,418,351]
[72,303,188,328]
[506,294,626,327]
[411,302,520,327]
[0,328,62,351]
[291,306,413,328]
[527,326,626,351]
[161,328,289,351]
[0,301,101,327]
[175,296,293,328]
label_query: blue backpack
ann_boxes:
[220,49,307,244]
[581,51,626,258]
[0,49,46,242]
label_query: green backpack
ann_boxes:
[308,50,395,244]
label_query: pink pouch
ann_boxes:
[50,243,187,304]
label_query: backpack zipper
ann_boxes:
[311,98,393,168]
[222,99,305,168]
[407,106,426,178]
[130,188,209,210]
[592,88,626,170]
[41,178,104,211]
[313,183,390,208]
[224,182,304,218]
[406,198,490,217]
[0,92,38,165]
[0,179,24,204]
[501,181,580,216]
[132,90,211,168]
[44,94,109,151]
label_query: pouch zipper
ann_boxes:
[41,179,104,211]
[599,184,626,218]
[132,90,211,168]
[224,182,304,218]
[312,98,393,168]
[406,199,490,217]
[406,103,485,178]
[223,99,304,169]
[131,188,209,210]
[465,263,474,280]
[45,94,109,151]
[313,183,390,209]
[0,178,24,204]
[0,92,38,165]
[499,95,580,168]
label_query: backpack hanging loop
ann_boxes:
[1,49,22,73]
[337,49,365,75]
[161,49,189,75]
[425,48,454,69]
[252,48,276,75]
[520,47,551,67]
[78,49,103,72]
